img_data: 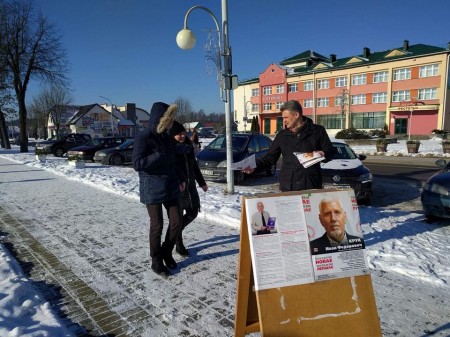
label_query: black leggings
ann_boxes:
[146,198,181,260]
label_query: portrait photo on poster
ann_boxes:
[248,199,278,236]
[304,189,365,256]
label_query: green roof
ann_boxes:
[239,43,449,84]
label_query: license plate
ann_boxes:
[323,184,351,190]
[201,169,214,175]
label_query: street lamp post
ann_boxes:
[176,0,235,194]
[99,95,114,136]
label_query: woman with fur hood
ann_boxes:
[169,121,208,257]
[133,102,186,276]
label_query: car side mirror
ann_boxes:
[358,154,367,161]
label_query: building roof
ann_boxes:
[66,104,103,125]
[290,43,449,75]
[48,105,81,126]
[280,50,329,65]
[239,41,450,84]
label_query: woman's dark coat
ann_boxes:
[175,137,206,210]
[256,117,334,192]
[133,105,183,205]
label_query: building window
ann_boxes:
[351,112,386,129]
[263,103,272,111]
[304,81,313,91]
[276,102,283,110]
[276,85,284,94]
[392,90,410,102]
[352,74,367,85]
[373,71,388,83]
[288,83,298,92]
[317,114,342,129]
[252,88,259,97]
[351,94,366,105]
[317,98,329,107]
[419,64,439,78]
[263,86,272,95]
[303,99,313,108]
[335,77,347,87]
[418,88,437,100]
[252,104,259,112]
[372,92,387,103]
[317,79,329,89]
[393,68,411,81]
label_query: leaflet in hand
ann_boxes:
[230,154,256,170]
[294,152,325,168]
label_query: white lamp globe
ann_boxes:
[176,29,196,50]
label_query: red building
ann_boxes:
[233,40,450,136]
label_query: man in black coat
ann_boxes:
[309,197,365,255]
[242,100,334,191]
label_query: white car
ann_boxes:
[321,139,373,205]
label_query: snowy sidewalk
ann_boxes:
[1,147,449,337]
[0,157,242,336]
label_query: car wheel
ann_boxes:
[234,171,245,184]
[110,154,124,166]
[358,198,371,206]
[266,163,276,176]
[54,147,65,157]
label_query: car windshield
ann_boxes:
[84,139,106,147]
[117,139,133,149]
[332,143,358,160]
[204,136,248,152]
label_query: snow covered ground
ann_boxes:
[0,137,449,337]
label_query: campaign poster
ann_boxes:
[303,189,370,281]
[245,195,315,291]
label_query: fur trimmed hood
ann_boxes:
[148,102,178,134]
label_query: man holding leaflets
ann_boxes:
[242,100,334,191]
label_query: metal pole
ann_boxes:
[222,0,234,194]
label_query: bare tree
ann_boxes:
[335,88,350,129]
[0,0,69,152]
[174,97,193,124]
[0,59,15,148]
[31,85,72,139]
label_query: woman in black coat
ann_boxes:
[133,102,186,276]
[169,121,208,256]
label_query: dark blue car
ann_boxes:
[196,133,276,183]
[421,159,450,221]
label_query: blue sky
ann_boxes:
[29,0,450,114]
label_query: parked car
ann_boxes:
[321,139,373,205]
[196,133,277,183]
[421,159,450,220]
[67,137,131,162]
[35,133,92,157]
[198,128,216,138]
[93,139,134,165]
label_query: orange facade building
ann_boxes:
[233,40,450,136]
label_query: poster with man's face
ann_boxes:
[302,189,369,281]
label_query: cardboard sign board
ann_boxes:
[235,189,382,337]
